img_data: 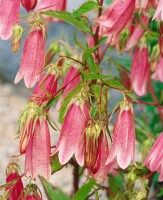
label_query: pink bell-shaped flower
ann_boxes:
[153,0,163,21]
[5,163,24,200]
[21,0,37,12]
[0,0,20,40]
[152,57,163,82]
[52,84,90,166]
[126,15,149,50]
[15,25,46,88]
[131,46,150,96]
[96,0,135,42]
[106,100,136,169]
[143,133,163,182]
[81,120,112,182]
[24,116,51,180]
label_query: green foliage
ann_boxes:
[41,177,69,200]
[103,78,127,91]
[72,1,99,17]
[42,11,92,34]
[51,155,62,173]
[72,179,96,200]
[81,71,112,80]
[59,83,83,123]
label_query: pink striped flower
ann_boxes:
[152,57,163,82]
[6,163,24,200]
[52,84,90,165]
[96,0,135,41]
[53,102,90,166]
[56,66,80,110]
[81,120,113,182]
[106,100,135,169]
[15,26,46,88]
[24,184,42,200]
[24,116,51,179]
[0,0,20,40]
[131,46,150,96]
[21,0,38,12]
[143,133,163,182]
[126,15,149,50]
[153,0,163,20]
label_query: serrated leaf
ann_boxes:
[104,78,128,91]
[42,11,92,34]
[59,83,83,123]
[51,155,62,173]
[72,179,95,200]
[81,71,111,80]
[72,1,99,17]
[82,37,107,62]
[87,55,101,73]
[41,177,69,200]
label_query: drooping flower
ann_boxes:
[5,163,24,200]
[15,23,46,88]
[143,133,163,182]
[0,0,20,40]
[152,57,163,82]
[24,115,51,180]
[96,0,135,42]
[81,120,112,182]
[30,62,62,106]
[126,15,149,50]
[56,66,80,110]
[24,184,42,200]
[153,0,163,21]
[52,84,90,166]
[21,0,38,12]
[131,45,150,96]
[106,100,136,169]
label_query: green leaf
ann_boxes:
[72,179,95,200]
[42,11,92,34]
[72,1,99,17]
[59,83,83,123]
[81,71,111,80]
[41,177,69,200]
[87,55,101,73]
[82,37,107,62]
[51,155,62,173]
[104,78,128,91]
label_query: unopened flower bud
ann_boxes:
[159,22,163,57]
[21,0,37,12]
[11,24,23,52]
[24,184,42,200]
[6,163,24,200]
[118,29,130,53]
[150,44,160,71]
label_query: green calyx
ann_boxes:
[17,102,47,137]
[6,163,21,176]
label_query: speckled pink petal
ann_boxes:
[0,0,20,40]
[131,47,150,96]
[126,15,149,50]
[151,57,163,82]
[143,133,163,172]
[52,103,89,165]
[15,28,46,88]
[153,0,163,21]
[25,118,51,180]
[96,0,135,37]
[106,105,135,169]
